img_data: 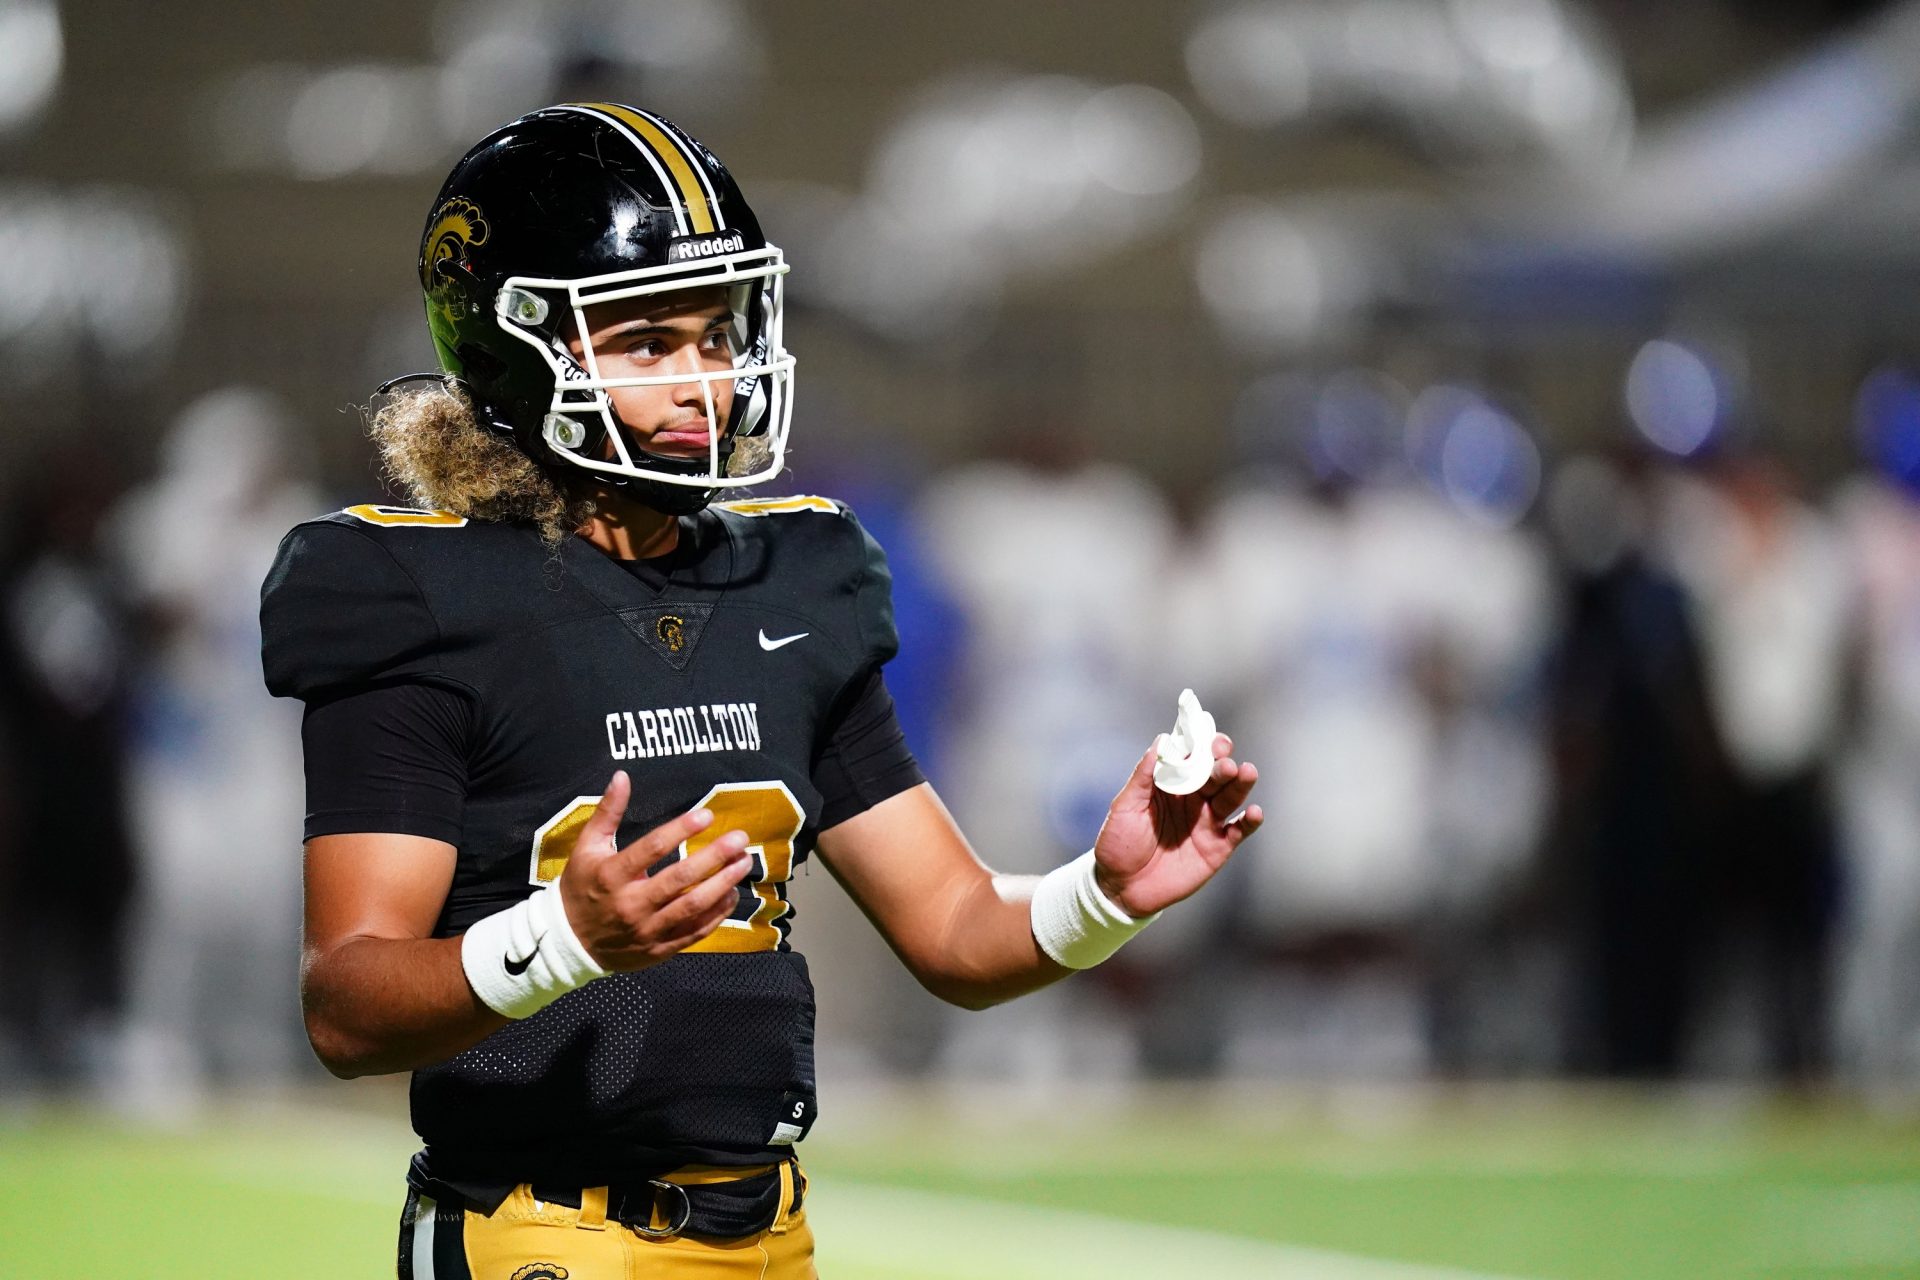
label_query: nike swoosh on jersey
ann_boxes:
[758,629,809,651]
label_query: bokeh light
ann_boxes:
[1195,201,1368,352]
[1407,384,1542,524]
[1624,337,1726,456]
[0,0,61,136]
[0,186,187,386]
[1855,363,1920,496]
[1307,368,1410,484]
[1184,0,1630,168]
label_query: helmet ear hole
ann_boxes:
[432,256,487,310]
[455,342,508,387]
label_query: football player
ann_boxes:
[260,104,1262,1279]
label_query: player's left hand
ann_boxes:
[1091,734,1262,918]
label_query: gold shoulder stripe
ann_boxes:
[342,504,469,528]
[579,102,718,235]
[714,496,838,517]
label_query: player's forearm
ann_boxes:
[301,934,508,1078]
[911,873,1070,1010]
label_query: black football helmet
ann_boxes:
[409,103,793,511]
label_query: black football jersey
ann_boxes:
[259,495,896,1192]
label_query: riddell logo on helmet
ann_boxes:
[666,231,745,263]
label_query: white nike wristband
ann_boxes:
[1030,850,1160,970]
[460,882,608,1019]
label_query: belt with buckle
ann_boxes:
[530,1163,796,1240]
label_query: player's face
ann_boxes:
[573,287,737,461]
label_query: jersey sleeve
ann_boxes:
[812,666,925,830]
[300,681,473,844]
[259,519,444,701]
[804,503,921,827]
[841,502,899,672]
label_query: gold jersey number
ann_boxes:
[528,781,804,954]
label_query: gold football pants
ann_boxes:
[399,1163,815,1280]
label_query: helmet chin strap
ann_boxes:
[542,409,723,515]
[619,434,725,514]
[588,453,719,515]
[621,476,718,515]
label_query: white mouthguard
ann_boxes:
[1152,688,1217,795]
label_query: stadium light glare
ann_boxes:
[0,0,61,136]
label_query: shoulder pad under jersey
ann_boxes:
[259,507,465,700]
[712,495,897,670]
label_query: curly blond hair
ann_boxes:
[367,384,595,546]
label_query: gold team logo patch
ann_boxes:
[510,1266,568,1280]
[656,614,687,653]
[421,196,490,289]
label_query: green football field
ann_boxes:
[3,1084,1917,1279]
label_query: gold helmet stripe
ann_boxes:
[558,104,689,234]
[576,102,721,236]
[625,104,726,231]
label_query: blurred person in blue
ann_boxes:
[258,104,1263,1278]
[0,449,138,1090]
[105,388,320,1112]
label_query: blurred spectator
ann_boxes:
[1204,475,1445,941]
[1192,440,1553,1076]
[1545,451,1729,1077]
[1827,450,1920,1090]
[914,433,1179,1085]
[1833,461,1920,1082]
[1824,362,1920,1084]
[1661,453,1850,1081]
[0,449,138,1090]
[105,388,321,1111]
[917,444,1174,879]
[1413,500,1557,1074]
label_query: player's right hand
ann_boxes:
[557,770,754,972]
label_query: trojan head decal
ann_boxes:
[420,196,492,370]
[420,196,491,292]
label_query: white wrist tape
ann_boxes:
[1030,850,1160,970]
[460,882,607,1019]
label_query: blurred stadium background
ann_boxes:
[6,0,1920,1275]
